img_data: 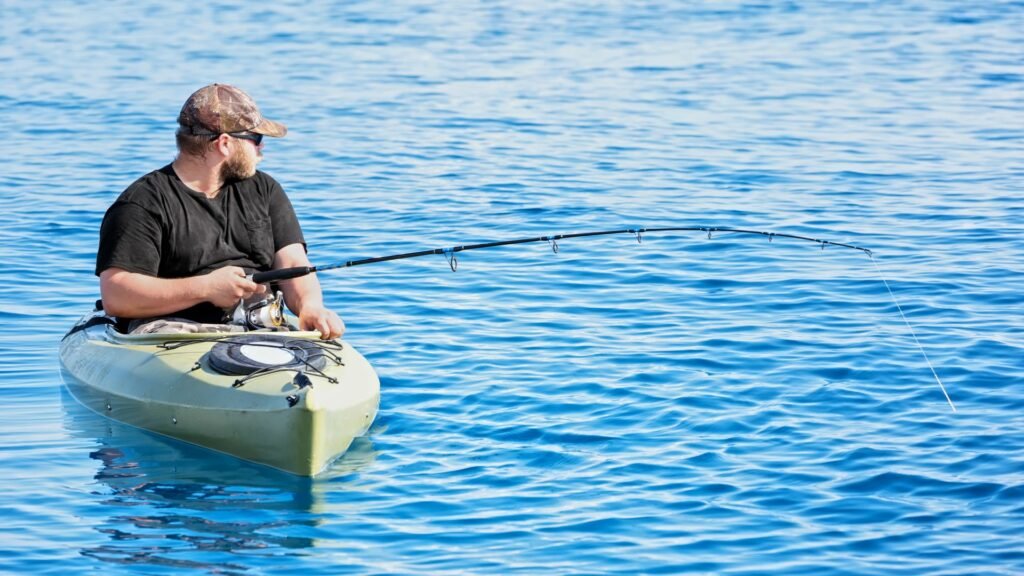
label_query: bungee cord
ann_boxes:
[248,226,953,412]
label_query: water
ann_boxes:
[1,1,1022,573]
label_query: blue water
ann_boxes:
[1,1,1022,573]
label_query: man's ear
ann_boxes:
[213,134,233,157]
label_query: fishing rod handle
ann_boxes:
[251,266,315,284]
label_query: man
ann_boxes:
[96,83,344,339]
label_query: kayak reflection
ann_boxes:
[60,386,379,571]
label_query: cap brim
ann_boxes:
[252,118,287,137]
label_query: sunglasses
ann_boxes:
[229,132,264,146]
[206,131,264,146]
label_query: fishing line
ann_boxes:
[870,255,957,412]
[247,226,953,412]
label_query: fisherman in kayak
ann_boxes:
[95,84,344,339]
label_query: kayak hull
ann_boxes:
[59,317,380,476]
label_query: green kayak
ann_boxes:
[59,312,380,476]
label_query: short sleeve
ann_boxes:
[267,180,306,252]
[95,201,163,276]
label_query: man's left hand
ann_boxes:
[299,305,345,340]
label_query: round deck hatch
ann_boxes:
[208,335,328,375]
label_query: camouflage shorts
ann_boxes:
[127,317,245,335]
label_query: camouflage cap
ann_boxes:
[177,84,287,137]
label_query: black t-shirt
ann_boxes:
[96,164,305,322]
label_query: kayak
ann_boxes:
[58,312,380,476]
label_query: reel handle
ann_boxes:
[250,266,315,284]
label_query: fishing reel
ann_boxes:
[229,290,286,330]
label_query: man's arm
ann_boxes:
[273,243,345,339]
[100,266,265,319]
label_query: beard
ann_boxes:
[220,145,259,184]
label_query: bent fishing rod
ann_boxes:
[250,226,873,284]
[246,225,954,413]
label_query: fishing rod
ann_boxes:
[243,225,954,412]
[250,226,873,284]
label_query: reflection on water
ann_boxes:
[60,386,377,571]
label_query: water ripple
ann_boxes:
[2,0,1023,573]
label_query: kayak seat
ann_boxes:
[62,310,123,340]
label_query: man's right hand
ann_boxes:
[200,266,266,308]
